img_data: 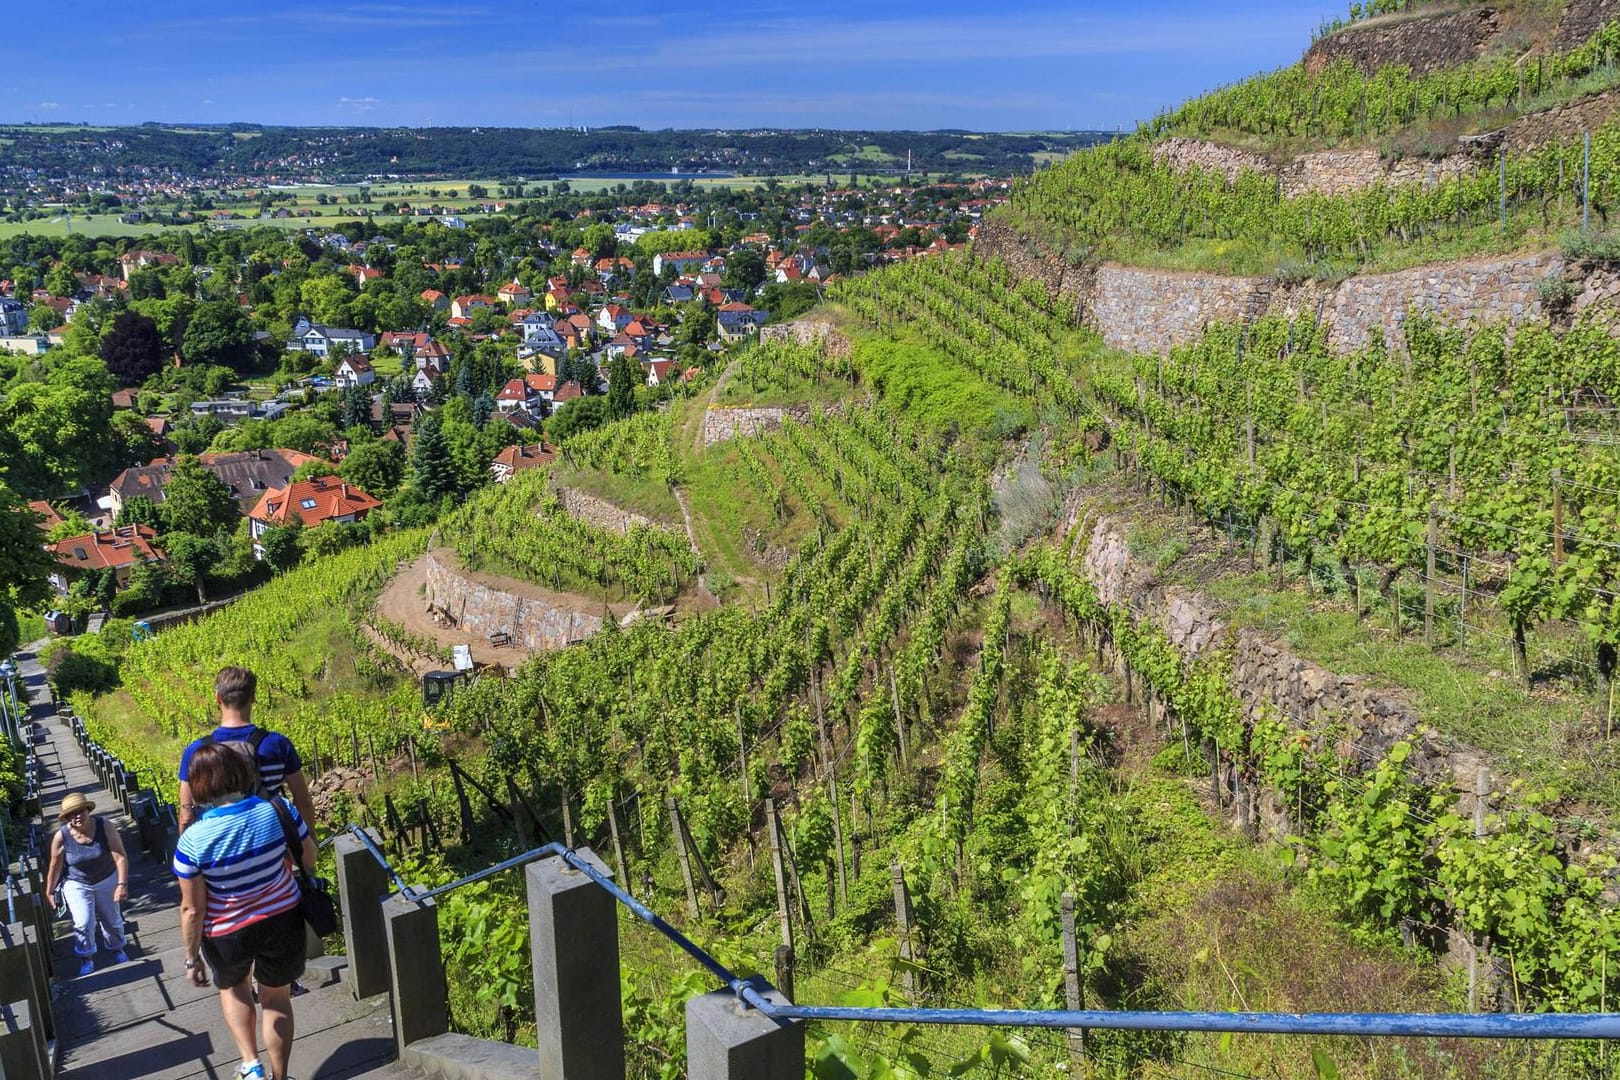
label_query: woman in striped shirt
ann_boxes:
[174,740,317,1080]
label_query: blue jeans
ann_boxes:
[63,874,125,957]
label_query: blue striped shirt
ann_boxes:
[173,797,306,937]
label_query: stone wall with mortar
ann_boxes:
[421,549,604,652]
[1086,266,1273,354]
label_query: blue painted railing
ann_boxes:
[349,831,1620,1041]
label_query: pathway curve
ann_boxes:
[13,645,409,1080]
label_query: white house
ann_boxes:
[287,318,376,358]
[335,355,376,389]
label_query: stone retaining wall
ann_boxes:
[1087,266,1273,355]
[1303,6,1499,77]
[702,403,820,446]
[553,486,660,535]
[421,549,604,652]
[1075,512,1485,827]
[1324,251,1561,351]
[977,222,1568,355]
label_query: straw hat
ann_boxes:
[57,793,95,821]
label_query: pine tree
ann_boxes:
[410,413,458,500]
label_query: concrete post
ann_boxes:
[334,830,391,999]
[7,891,50,980]
[0,922,49,1069]
[0,922,50,1042]
[526,847,624,1080]
[0,998,41,1080]
[686,976,802,1080]
[381,891,448,1053]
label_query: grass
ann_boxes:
[548,463,681,523]
[16,612,48,647]
[710,366,860,409]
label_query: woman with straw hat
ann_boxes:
[44,792,129,977]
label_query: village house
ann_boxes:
[106,448,322,519]
[451,294,495,320]
[248,477,381,558]
[490,443,557,484]
[48,525,165,592]
[286,318,376,358]
[334,355,376,389]
[496,279,532,307]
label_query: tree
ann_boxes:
[164,532,220,603]
[340,437,405,498]
[339,384,372,430]
[99,311,166,387]
[44,509,94,543]
[0,484,55,657]
[28,303,62,331]
[471,392,495,429]
[722,248,766,293]
[110,411,166,468]
[547,395,608,442]
[409,413,459,501]
[607,352,640,421]
[258,522,304,573]
[160,455,239,538]
[182,300,255,371]
[116,496,163,529]
[0,356,117,497]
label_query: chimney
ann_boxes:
[341,483,349,499]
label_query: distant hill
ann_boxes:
[0,124,1117,182]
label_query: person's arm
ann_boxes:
[283,770,318,844]
[300,833,317,875]
[177,874,209,985]
[104,820,129,905]
[176,780,197,833]
[43,833,64,899]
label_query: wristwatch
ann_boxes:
[183,958,201,970]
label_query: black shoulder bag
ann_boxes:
[269,798,340,937]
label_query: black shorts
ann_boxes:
[201,907,306,990]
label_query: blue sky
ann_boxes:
[8,1,1340,131]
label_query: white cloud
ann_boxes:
[339,96,381,110]
[202,99,216,105]
[31,102,60,110]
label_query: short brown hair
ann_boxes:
[187,740,258,805]
[215,667,257,710]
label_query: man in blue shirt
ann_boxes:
[177,667,318,838]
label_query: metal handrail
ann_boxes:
[350,828,1620,1041]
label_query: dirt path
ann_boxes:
[373,552,637,669]
[670,487,722,607]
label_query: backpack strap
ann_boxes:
[246,727,272,797]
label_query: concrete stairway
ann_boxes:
[15,645,419,1080]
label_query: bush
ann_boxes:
[1560,228,1620,265]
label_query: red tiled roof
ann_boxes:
[27,500,63,531]
[492,443,557,473]
[50,526,164,572]
[249,476,381,529]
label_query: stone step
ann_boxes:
[56,972,392,1080]
[55,948,347,1042]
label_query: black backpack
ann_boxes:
[218,727,274,798]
